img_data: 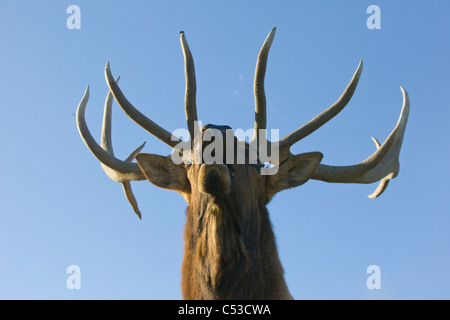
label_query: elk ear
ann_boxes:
[266,152,323,202]
[135,154,190,195]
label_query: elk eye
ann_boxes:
[226,164,236,177]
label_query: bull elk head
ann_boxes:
[76,28,409,299]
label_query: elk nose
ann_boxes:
[198,163,232,197]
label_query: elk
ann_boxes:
[76,28,409,299]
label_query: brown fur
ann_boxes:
[182,163,292,299]
[136,128,323,299]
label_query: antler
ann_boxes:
[180,31,200,143]
[103,32,199,148]
[76,79,147,218]
[253,28,409,198]
[76,32,199,217]
[104,62,182,149]
[76,85,147,183]
[252,27,276,145]
[253,28,363,160]
[277,60,363,154]
[100,77,146,218]
[312,87,409,198]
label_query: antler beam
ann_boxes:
[76,85,147,183]
[104,62,181,149]
[252,28,409,198]
[100,77,146,218]
[312,87,410,198]
[278,60,363,151]
[77,32,200,217]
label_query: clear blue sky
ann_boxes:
[0,1,449,299]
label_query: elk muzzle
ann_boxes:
[198,163,232,197]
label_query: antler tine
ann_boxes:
[180,31,199,145]
[76,85,147,182]
[121,140,146,219]
[366,137,393,199]
[105,61,182,149]
[100,77,145,218]
[252,27,276,146]
[312,87,410,189]
[277,60,363,160]
[101,75,121,154]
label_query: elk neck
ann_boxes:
[181,190,292,299]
